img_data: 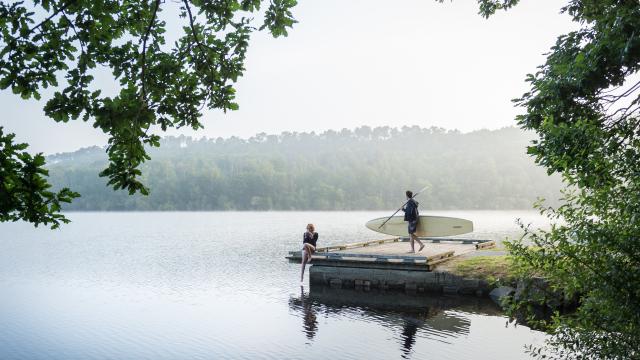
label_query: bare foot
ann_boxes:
[419,244,425,252]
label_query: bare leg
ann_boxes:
[300,251,308,282]
[415,234,425,252]
[303,244,315,263]
[409,235,415,253]
[301,243,317,282]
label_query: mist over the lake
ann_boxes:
[4,0,636,356]
[47,126,562,211]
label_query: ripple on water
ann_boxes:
[0,211,548,359]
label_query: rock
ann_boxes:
[489,286,515,306]
[515,277,565,309]
[515,277,547,302]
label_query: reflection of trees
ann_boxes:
[288,286,318,341]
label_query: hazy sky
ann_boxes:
[0,0,576,154]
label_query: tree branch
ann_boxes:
[182,0,219,71]
[61,10,86,60]
[28,1,75,36]
[140,0,162,101]
[599,80,640,104]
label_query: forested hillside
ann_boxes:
[47,126,562,210]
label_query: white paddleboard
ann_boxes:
[365,215,473,237]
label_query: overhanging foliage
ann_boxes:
[0,0,297,226]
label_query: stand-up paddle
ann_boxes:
[378,184,431,229]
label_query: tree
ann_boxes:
[0,127,78,228]
[471,0,640,358]
[0,0,297,227]
[45,127,562,211]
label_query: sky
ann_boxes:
[0,0,577,155]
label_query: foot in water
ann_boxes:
[419,244,425,252]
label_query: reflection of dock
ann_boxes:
[286,237,495,294]
[306,283,501,316]
[288,285,502,352]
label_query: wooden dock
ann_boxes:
[288,237,497,294]
[286,237,495,271]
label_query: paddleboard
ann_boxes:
[365,215,473,237]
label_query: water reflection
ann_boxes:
[289,286,319,341]
[289,284,503,357]
[400,317,419,358]
[0,212,548,359]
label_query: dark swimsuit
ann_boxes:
[303,232,318,248]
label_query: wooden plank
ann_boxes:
[296,258,433,271]
[426,250,454,262]
[475,241,496,250]
[321,252,428,261]
[324,255,428,265]
[400,237,494,245]
[421,237,493,242]
[314,237,400,253]
[426,256,453,267]
[287,237,481,270]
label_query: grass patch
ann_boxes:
[450,255,517,284]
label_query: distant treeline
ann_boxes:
[47,126,563,210]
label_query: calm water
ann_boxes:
[0,211,549,359]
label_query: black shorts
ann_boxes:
[408,220,418,235]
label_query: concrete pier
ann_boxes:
[309,265,491,295]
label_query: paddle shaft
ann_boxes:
[378,185,430,229]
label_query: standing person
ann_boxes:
[402,190,425,253]
[300,224,318,283]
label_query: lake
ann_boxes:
[0,211,550,359]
